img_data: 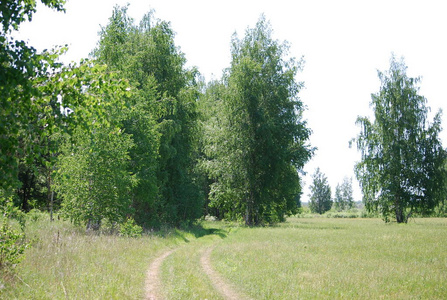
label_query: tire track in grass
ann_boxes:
[201,246,250,300]
[145,249,175,300]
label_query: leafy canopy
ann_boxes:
[1,0,128,192]
[202,16,313,225]
[93,5,203,227]
[354,55,447,223]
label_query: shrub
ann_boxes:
[27,209,44,223]
[0,196,31,271]
[119,218,143,238]
[1,197,26,230]
[0,219,28,269]
[360,210,378,218]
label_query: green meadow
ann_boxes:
[211,218,447,299]
[1,216,446,299]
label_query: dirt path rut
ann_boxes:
[145,249,175,300]
[201,246,249,300]
[145,245,248,300]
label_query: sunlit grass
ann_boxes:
[1,215,190,299]
[212,218,447,299]
[161,221,237,300]
[2,216,446,299]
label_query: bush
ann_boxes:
[360,210,378,218]
[1,197,26,230]
[27,209,44,223]
[0,196,30,270]
[348,208,359,214]
[119,218,143,238]
[0,219,28,270]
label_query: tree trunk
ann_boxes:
[245,191,255,226]
[245,201,252,226]
[50,190,54,221]
[47,170,54,222]
[394,197,405,223]
[86,218,101,231]
[19,168,32,212]
[319,196,323,214]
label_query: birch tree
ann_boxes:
[204,16,313,225]
[354,56,447,223]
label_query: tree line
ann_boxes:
[1,1,446,229]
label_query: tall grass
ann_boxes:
[2,215,446,299]
[0,214,201,299]
[212,218,447,299]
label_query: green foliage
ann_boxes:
[119,218,143,238]
[433,200,447,217]
[354,55,447,223]
[201,16,313,225]
[43,49,135,231]
[0,0,65,33]
[309,168,332,214]
[1,0,66,191]
[1,46,128,189]
[0,218,28,270]
[1,196,26,230]
[27,209,43,222]
[94,6,203,227]
[55,126,136,230]
[0,196,29,270]
[1,2,135,215]
[0,39,59,191]
[16,158,48,212]
[334,177,354,211]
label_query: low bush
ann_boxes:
[0,219,29,270]
[327,212,359,218]
[119,218,143,238]
[0,197,30,271]
[27,209,44,223]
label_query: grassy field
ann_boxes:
[1,216,446,299]
[0,215,212,299]
[212,218,447,299]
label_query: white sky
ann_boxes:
[13,0,447,202]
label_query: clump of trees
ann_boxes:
[307,171,356,215]
[1,3,313,229]
[57,6,204,228]
[334,177,354,211]
[1,2,203,229]
[2,1,447,232]
[1,0,132,223]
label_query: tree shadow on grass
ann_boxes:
[151,222,229,242]
[181,223,228,239]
